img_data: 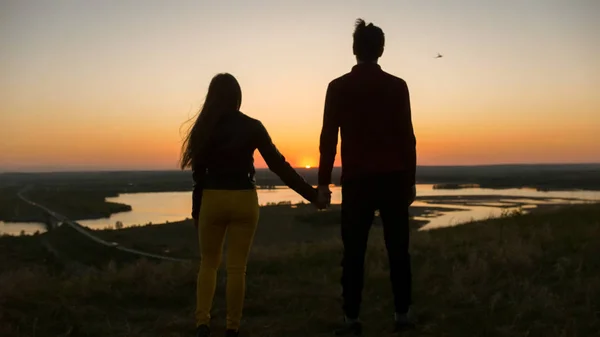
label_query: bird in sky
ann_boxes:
[435,53,443,59]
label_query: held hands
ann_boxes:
[311,184,413,209]
[314,185,332,210]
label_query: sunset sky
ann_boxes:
[1,0,599,172]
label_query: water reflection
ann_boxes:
[0,221,45,236]
[2,185,599,235]
[416,203,530,230]
[76,185,600,231]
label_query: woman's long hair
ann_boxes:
[180,73,242,169]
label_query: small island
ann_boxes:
[432,183,480,190]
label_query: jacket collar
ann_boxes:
[351,63,381,72]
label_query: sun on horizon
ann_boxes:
[1,1,598,172]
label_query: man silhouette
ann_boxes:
[317,18,417,335]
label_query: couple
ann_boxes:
[180,19,417,337]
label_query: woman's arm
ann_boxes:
[191,163,206,226]
[255,121,317,204]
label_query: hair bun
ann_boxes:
[355,18,366,29]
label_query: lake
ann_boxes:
[2,184,599,235]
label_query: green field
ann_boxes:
[1,203,599,337]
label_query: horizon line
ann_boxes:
[2,162,600,174]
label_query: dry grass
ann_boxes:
[1,204,599,337]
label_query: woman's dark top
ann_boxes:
[191,110,316,219]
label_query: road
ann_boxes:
[17,186,192,263]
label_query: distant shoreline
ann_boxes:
[2,163,600,193]
[2,162,600,175]
[2,164,600,225]
[433,183,480,190]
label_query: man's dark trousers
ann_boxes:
[340,171,413,319]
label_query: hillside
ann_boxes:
[1,203,598,336]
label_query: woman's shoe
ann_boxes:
[196,324,211,337]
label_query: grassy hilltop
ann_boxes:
[1,203,599,337]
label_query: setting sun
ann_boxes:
[1,0,599,173]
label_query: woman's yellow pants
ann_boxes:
[195,189,259,330]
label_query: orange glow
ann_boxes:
[1,2,599,171]
[300,157,318,170]
[3,116,597,171]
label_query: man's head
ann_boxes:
[352,18,385,63]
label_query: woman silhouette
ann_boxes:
[180,73,320,337]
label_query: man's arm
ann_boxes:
[400,80,417,187]
[318,82,339,187]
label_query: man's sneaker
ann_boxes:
[393,313,415,332]
[334,320,362,336]
[225,329,239,337]
[196,324,211,337]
